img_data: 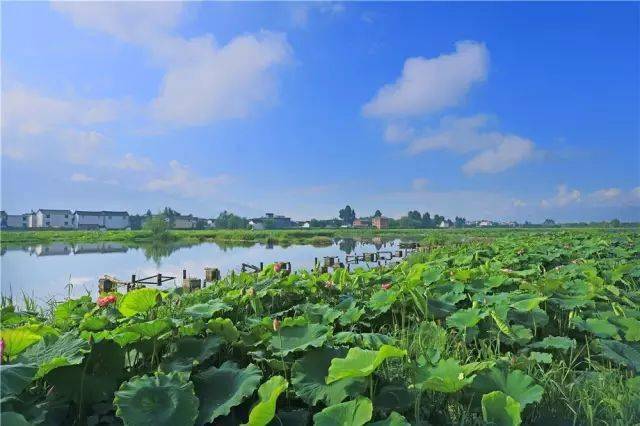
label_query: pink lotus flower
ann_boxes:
[97,294,116,308]
[0,338,5,362]
[274,262,283,273]
[381,283,392,290]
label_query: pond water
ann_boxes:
[1,238,407,303]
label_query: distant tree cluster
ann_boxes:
[215,211,249,229]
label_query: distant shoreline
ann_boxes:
[0,226,633,246]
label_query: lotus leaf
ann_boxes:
[243,375,288,426]
[114,372,199,426]
[529,336,577,351]
[208,317,239,342]
[312,396,373,426]
[594,339,640,371]
[481,390,522,426]
[0,412,31,426]
[192,361,262,424]
[291,347,366,406]
[0,363,37,396]
[368,289,398,314]
[369,412,411,426]
[269,322,332,356]
[17,332,89,378]
[446,308,487,330]
[118,288,162,317]
[326,345,406,384]
[0,327,42,360]
[160,335,223,372]
[415,358,476,393]
[472,368,543,408]
[185,300,231,319]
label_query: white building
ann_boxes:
[173,215,197,229]
[6,213,30,229]
[35,209,73,228]
[73,211,130,229]
[478,220,492,227]
[438,221,450,228]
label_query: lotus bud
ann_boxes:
[381,283,392,290]
[274,262,283,273]
[273,318,282,332]
[246,287,255,297]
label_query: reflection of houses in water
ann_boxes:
[73,243,128,254]
[33,243,73,256]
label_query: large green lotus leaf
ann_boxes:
[79,316,110,332]
[0,327,42,359]
[582,318,619,338]
[243,375,288,426]
[113,319,173,344]
[208,318,240,342]
[481,391,522,426]
[17,332,89,378]
[414,358,476,393]
[185,300,231,319]
[509,295,547,312]
[326,345,406,384]
[269,409,310,426]
[529,336,577,352]
[426,298,457,319]
[332,332,395,350]
[53,296,94,328]
[338,305,365,327]
[508,308,549,329]
[159,335,223,372]
[114,372,199,426]
[0,412,31,426]
[373,384,414,413]
[118,288,162,317]
[302,304,342,324]
[367,289,398,314]
[594,339,640,371]
[528,352,553,364]
[369,412,411,426]
[0,363,37,396]
[312,396,373,426]
[446,308,487,330]
[269,323,332,356]
[192,361,262,425]
[46,339,125,404]
[291,347,366,406]
[609,317,640,342]
[472,368,543,408]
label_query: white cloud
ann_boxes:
[632,187,640,201]
[512,199,526,207]
[151,32,291,126]
[405,115,535,174]
[363,41,489,118]
[412,178,429,191]
[384,123,414,143]
[70,173,95,182]
[590,187,621,202]
[117,153,153,171]
[462,135,534,175]
[541,184,581,208]
[144,160,230,198]
[54,2,292,127]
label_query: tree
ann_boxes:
[422,212,432,228]
[339,205,356,225]
[143,214,171,240]
[407,210,422,222]
[610,218,621,227]
[454,216,466,227]
[215,211,248,229]
[373,210,382,217]
[543,218,556,226]
[433,214,444,227]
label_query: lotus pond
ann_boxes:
[0,229,639,425]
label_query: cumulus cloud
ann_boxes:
[541,184,581,208]
[144,160,230,198]
[384,123,415,143]
[363,41,488,118]
[117,153,153,171]
[512,199,527,207]
[406,115,535,174]
[53,2,292,127]
[589,187,622,202]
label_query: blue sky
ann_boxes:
[2,1,639,222]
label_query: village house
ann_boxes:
[172,215,198,229]
[372,216,389,229]
[34,209,73,228]
[73,211,130,230]
[353,218,372,228]
[1,211,31,229]
[249,213,294,230]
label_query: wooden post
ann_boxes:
[131,274,136,285]
[183,269,187,279]
[157,273,162,286]
[260,262,263,271]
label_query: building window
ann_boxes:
[65,215,68,218]
[46,214,50,218]
[64,222,68,225]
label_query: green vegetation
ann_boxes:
[1,229,639,425]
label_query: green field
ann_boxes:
[1,229,639,425]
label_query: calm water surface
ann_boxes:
[1,238,405,302]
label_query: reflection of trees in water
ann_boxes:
[139,239,259,265]
[338,238,357,254]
